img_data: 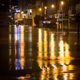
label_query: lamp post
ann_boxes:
[51,4,55,9]
[38,7,43,26]
[60,1,64,8]
[44,6,47,14]
[38,7,42,15]
[60,1,64,33]
[44,6,47,19]
[51,4,55,16]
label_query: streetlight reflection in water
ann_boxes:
[38,29,71,60]
[38,29,43,58]
[37,28,75,80]
[43,30,48,59]
[59,36,64,59]
[50,32,55,59]
[9,26,77,80]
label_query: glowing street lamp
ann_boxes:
[38,8,42,16]
[60,1,64,10]
[60,1,64,32]
[60,1,64,6]
[38,8,42,12]
[44,6,47,10]
[51,4,55,9]
[44,6,47,16]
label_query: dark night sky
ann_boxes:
[0,0,9,11]
[0,0,19,11]
[0,0,80,11]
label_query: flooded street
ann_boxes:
[0,25,80,80]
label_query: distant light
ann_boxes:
[51,4,55,8]
[16,9,20,13]
[44,6,47,10]
[29,9,32,13]
[43,21,51,24]
[17,76,25,80]
[61,1,64,6]
[38,8,42,12]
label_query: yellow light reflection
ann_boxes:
[38,29,43,58]
[68,65,75,71]
[20,25,24,57]
[69,73,75,80]
[40,61,48,80]
[59,37,64,59]
[64,42,70,58]
[54,74,58,80]
[64,42,71,65]
[63,73,68,80]
[64,58,71,65]
[37,31,73,80]
[58,59,64,66]
[62,65,67,72]
[20,25,25,70]
[37,59,43,69]
[50,60,58,74]
[40,68,46,80]
[18,76,25,80]
[50,60,58,80]
[44,30,48,59]
[46,71,50,80]
[58,58,68,73]
[50,33,55,59]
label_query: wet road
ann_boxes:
[0,25,80,80]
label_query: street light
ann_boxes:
[44,6,47,10]
[60,1,64,10]
[38,7,42,16]
[51,4,55,9]
[38,8,42,12]
[44,6,47,19]
[61,1,64,6]
[60,1,64,33]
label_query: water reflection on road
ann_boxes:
[9,25,80,80]
[37,28,71,60]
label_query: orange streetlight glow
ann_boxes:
[51,4,55,8]
[61,1,64,6]
[44,6,47,10]
[38,8,42,12]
